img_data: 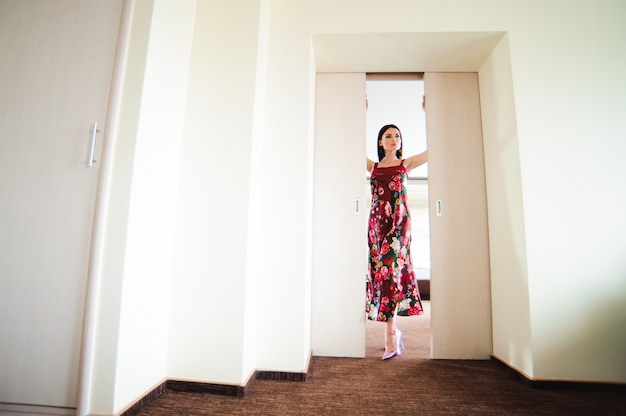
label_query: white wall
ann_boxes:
[167,0,264,385]
[256,0,626,382]
[506,1,626,381]
[86,0,626,412]
[89,0,196,414]
[113,0,196,409]
[253,0,316,372]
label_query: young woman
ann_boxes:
[366,124,428,360]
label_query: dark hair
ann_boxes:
[377,124,403,161]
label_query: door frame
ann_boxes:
[310,71,492,359]
[77,1,135,413]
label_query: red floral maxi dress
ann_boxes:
[366,162,423,322]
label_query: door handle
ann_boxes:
[88,121,100,167]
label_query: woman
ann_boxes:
[366,124,428,360]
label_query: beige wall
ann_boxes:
[479,34,533,376]
[84,0,626,413]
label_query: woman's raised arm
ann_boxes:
[402,150,428,173]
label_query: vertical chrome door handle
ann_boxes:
[88,121,100,167]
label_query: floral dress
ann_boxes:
[366,162,423,321]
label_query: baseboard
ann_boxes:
[490,356,626,391]
[257,351,311,382]
[120,359,312,416]
[256,370,307,382]
[119,381,167,416]
[166,379,248,397]
[0,403,75,416]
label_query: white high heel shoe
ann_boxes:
[396,329,404,356]
[382,330,403,360]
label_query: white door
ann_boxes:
[311,73,367,357]
[424,72,492,359]
[0,0,123,409]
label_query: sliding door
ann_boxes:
[0,0,122,409]
[425,72,492,359]
[311,73,367,357]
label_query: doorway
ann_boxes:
[365,74,432,358]
[311,72,492,360]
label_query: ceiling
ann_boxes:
[312,32,505,73]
